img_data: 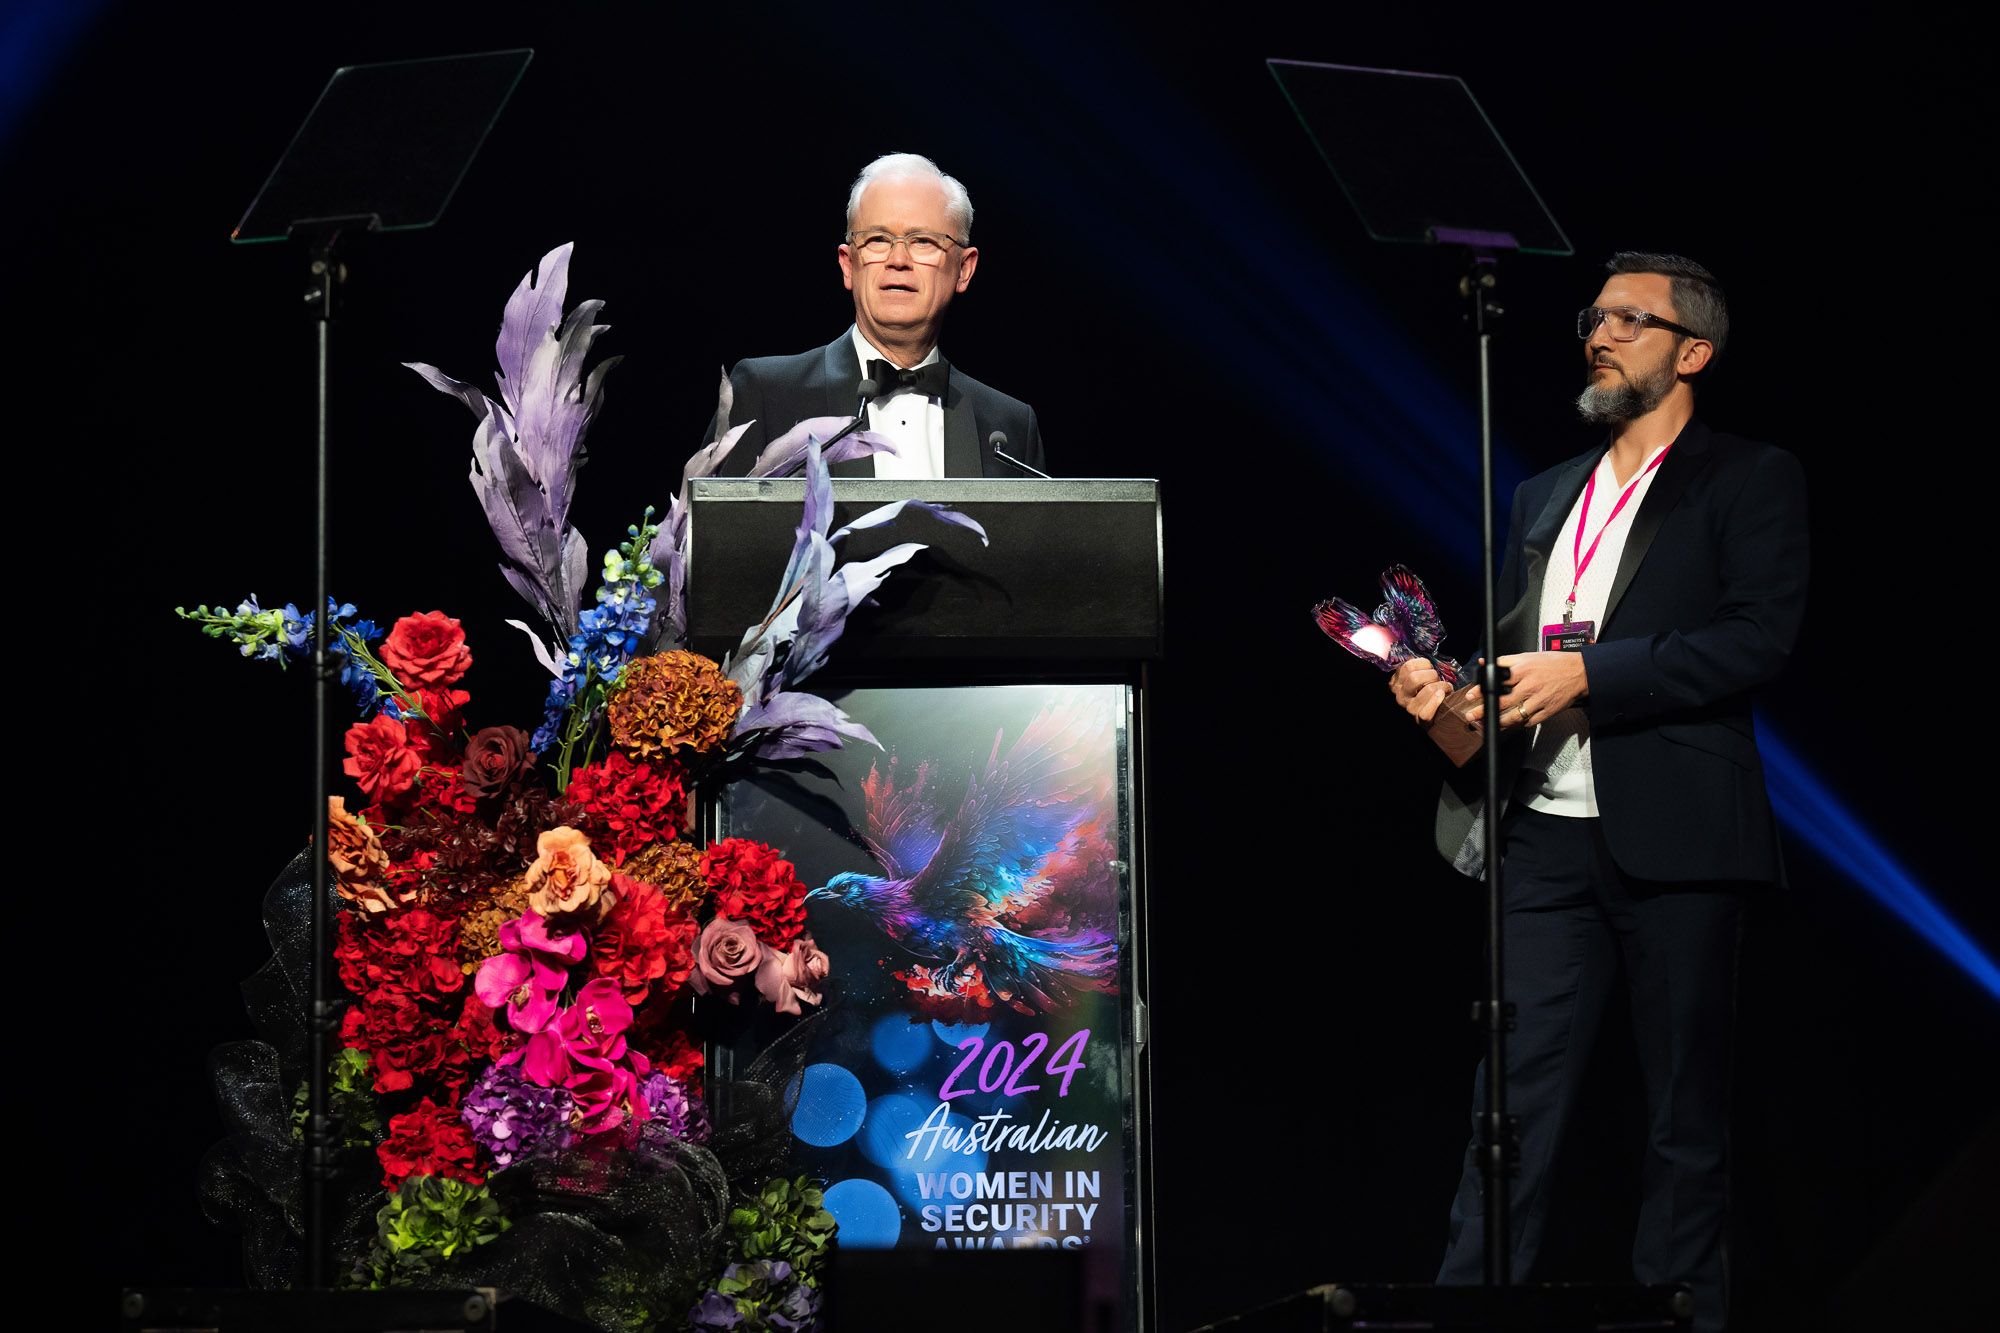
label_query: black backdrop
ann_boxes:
[13,4,1994,1329]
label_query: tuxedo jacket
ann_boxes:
[1436,419,1809,885]
[713,330,1045,478]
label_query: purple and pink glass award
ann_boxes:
[1313,564,1482,766]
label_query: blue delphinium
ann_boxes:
[534,513,665,776]
[177,596,387,713]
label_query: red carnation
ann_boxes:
[406,765,479,817]
[343,713,423,805]
[566,753,690,865]
[454,989,520,1062]
[377,1097,484,1188]
[336,908,464,1005]
[632,1010,705,1087]
[591,873,699,1004]
[381,611,473,689]
[340,993,469,1094]
[699,838,810,949]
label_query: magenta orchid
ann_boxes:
[473,911,587,1034]
[515,978,654,1133]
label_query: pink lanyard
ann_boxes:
[1566,446,1670,620]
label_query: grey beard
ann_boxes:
[1576,363,1674,424]
[1576,380,1647,424]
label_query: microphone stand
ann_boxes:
[1442,231,1520,1289]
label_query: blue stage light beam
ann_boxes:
[1761,723,2000,999]
[1,1,109,155]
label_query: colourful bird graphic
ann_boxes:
[808,697,1122,1017]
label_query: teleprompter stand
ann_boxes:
[124,50,530,1330]
[1225,59,1684,1331]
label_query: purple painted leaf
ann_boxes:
[748,419,897,478]
[504,619,566,678]
[409,243,615,639]
[784,541,925,688]
[404,361,495,420]
[735,690,881,759]
[493,243,574,421]
[829,499,988,548]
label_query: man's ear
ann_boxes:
[1678,337,1714,376]
[838,243,856,293]
[954,246,979,294]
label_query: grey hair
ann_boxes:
[1607,251,1729,362]
[845,153,974,243]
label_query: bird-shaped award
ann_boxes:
[1313,564,1483,766]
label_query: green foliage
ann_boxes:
[348,1175,508,1289]
[727,1175,837,1286]
[290,1048,385,1149]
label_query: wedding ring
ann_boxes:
[1516,705,1531,724]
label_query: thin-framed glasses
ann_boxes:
[1578,305,1704,341]
[846,230,961,266]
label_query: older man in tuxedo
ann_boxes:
[713,152,1043,479]
[1391,254,1808,1333]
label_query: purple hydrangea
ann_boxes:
[460,1062,575,1169]
[690,1261,819,1333]
[640,1070,712,1146]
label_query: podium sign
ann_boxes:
[712,681,1140,1330]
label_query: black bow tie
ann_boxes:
[864,358,949,400]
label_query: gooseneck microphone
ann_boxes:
[815,376,882,455]
[988,430,1050,478]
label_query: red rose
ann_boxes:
[406,687,472,759]
[381,611,472,689]
[567,753,690,865]
[699,838,810,949]
[591,873,699,1004]
[377,1097,484,1187]
[343,713,423,805]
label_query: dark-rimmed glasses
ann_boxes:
[1578,305,1704,342]
[846,230,962,266]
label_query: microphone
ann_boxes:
[817,377,883,454]
[988,431,1050,478]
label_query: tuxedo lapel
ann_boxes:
[941,357,980,478]
[1602,419,1713,627]
[820,334,872,478]
[1498,452,1595,655]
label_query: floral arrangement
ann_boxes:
[187,243,979,1331]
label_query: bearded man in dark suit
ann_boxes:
[1391,253,1808,1333]
[713,152,1044,479]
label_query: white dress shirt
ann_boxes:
[1519,441,1671,818]
[851,327,945,481]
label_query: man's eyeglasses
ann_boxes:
[846,230,962,266]
[1578,306,1704,342]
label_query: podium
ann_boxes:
[689,477,1161,1333]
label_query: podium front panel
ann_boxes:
[706,681,1144,1332]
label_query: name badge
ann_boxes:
[1542,620,1595,652]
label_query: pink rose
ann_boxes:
[689,918,764,999]
[755,933,831,1016]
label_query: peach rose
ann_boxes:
[326,797,405,915]
[754,933,831,1015]
[689,917,764,999]
[524,826,616,926]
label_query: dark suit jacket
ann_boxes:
[712,329,1045,478]
[1436,418,1809,884]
